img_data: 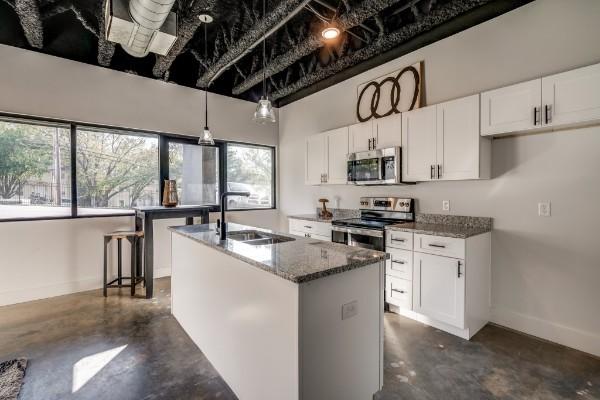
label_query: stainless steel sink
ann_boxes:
[227,230,295,246]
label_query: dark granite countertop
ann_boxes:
[386,222,491,239]
[169,223,388,284]
[288,214,334,222]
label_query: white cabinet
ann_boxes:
[413,252,465,329]
[326,127,349,184]
[305,127,349,185]
[542,62,600,128]
[350,114,402,152]
[374,113,402,149]
[480,79,541,136]
[402,96,489,182]
[401,105,437,182]
[305,134,326,185]
[437,95,491,180]
[289,218,332,241]
[481,62,600,136]
[349,120,373,152]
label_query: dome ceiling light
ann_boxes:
[321,26,340,40]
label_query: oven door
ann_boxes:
[347,227,384,251]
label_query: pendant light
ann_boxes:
[199,18,215,145]
[253,0,276,124]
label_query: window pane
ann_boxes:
[76,129,159,215]
[226,144,274,209]
[169,143,219,205]
[0,119,71,220]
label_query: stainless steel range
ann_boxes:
[331,197,414,251]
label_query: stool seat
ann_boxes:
[103,231,144,297]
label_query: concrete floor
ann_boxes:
[1,278,598,400]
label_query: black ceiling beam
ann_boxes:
[275,0,534,107]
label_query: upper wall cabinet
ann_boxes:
[403,95,491,182]
[349,113,402,152]
[480,79,541,136]
[542,62,600,128]
[305,127,349,185]
[481,62,600,136]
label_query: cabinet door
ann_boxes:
[375,113,402,149]
[305,133,326,185]
[480,79,541,136]
[401,105,437,182]
[349,120,374,152]
[437,95,481,180]
[326,127,349,184]
[542,62,600,127]
[413,252,465,329]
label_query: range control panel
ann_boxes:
[359,197,413,212]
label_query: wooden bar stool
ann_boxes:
[103,231,144,297]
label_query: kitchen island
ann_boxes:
[169,223,387,400]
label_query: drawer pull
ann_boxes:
[391,238,406,242]
[392,260,406,265]
[457,260,462,278]
[304,225,313,229]
[391,289,406,294]
[428,244,446,249]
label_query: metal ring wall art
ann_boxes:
[356,66,421,122]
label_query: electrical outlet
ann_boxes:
[342,300,358,320]
[442,200,450,211]
[538,201,551,217]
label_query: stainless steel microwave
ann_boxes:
[347,147,408,185]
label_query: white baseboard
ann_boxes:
[0,277,102,307]
[155,267,171,279]
[491,307,600,357]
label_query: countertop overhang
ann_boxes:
[169,223,388,283]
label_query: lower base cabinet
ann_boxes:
[385,230,491,340]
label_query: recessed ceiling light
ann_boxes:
[198,14,213,23]
[321,27,340,40]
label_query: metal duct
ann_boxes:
[105,0,178,58]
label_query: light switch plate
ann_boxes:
[342,300,358,320]
[442,200,450,211]
[538,201,551,217]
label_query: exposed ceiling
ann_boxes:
[0,0,531,106]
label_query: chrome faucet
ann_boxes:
[218,191,251,240]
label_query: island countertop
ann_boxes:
[169,223,388,283]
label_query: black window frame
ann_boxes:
[0,112,277,223]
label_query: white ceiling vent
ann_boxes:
[104,0,178,58]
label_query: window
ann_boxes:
[0,119,71,219]
[168,142,219,205]
[226,143,274,209]
[0,114,275,221]
[76,128,159,216]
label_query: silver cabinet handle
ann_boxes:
[304,225,312,229]
[437,164,442,179]
[392,260,406,265]
[430,165,434,179]
[428,244,446,248]
[391,238,406,242]
[545,104,552,124]
[373,137,377,149]
[457,260,462,278]
[391,289,406,294]
[368,138,372,150]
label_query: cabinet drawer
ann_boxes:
[385,230,413,250]
[289,218,332,237]
[414,234,465,259]
[386,248,413,280]
[386,276,412,310]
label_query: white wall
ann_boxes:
[279,0,600,356]
[0,44,279,306]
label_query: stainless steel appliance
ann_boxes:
[347,147,410,185]
[331,197,415,251]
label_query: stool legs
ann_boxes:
[117,238,123,286]
[103,237,110,297]
[130,236,136,297]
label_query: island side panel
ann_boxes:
[299,261,384,400]
[171,233,300,400]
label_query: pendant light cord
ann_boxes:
[204,22,209,130]
[262,0,267,99]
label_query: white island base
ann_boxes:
[171,233,384,400]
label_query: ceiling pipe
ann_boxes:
[205,0,313,86]
[121,0,177,57]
